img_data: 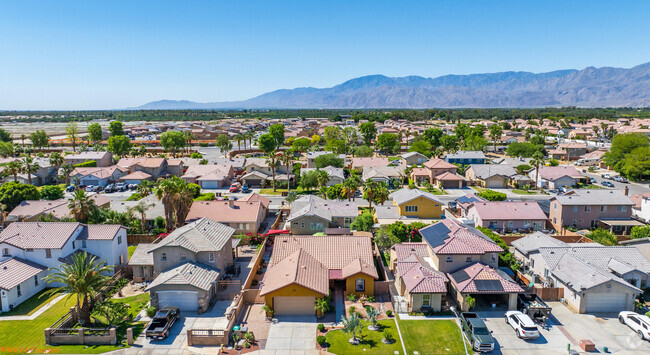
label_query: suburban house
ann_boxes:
[529,166,585,189]
[260,235,379,316]
[630,192,650,222]
[549,189,634,229]
[0,222,128,312]
[301,167,345,186]
[466,201,547,232]
[464,164,531,188]
[64,151,114,167]
[181,164,236,189]
[374,188,443,223]
[6,195,111,223]
[391,243,448,312]
[445,151,486,165]
[557,143,588,160]
[145,218,235,313]
[117,158,184,180]
[421,158,458,184]
[128,243,156,282]
[111,195,164,229]
[185,199,267,234]
[241,158,291,187]
[351,157,390,171]
[400,152,428,169]
[619,238,650,265]
[362,166,403,184]
[433,171,466,189]
[14,158,57,186]
[451,194,486,217]
[419,219,522,311]
[306,151,346,168]
[119,171,154,185]
[286,195,357,234]
[70,166,125,186]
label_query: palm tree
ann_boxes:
[374,182,390,206]
[342,173,361,201]
[366,306,381,331]
[59,164,75,185]
[104,209,134,226]
[4,161,21,182]
[279,149,295,193]
[20,134,26,149]
[184,131,194,154]
[49,152,64,171]
[265,154,279,192]
[44,252,113,325]
[137,180,155,197]
[314,297,330,318]
[531,151,546,190]
[246,131,254,149]
[363,180,379,211]
[234,134,243,152]
[68,189,97,223]
[21,156,40,185]
[316,169,330,190]
[128,200,154,232]
[341,313,362,344]
[154,176,194,231]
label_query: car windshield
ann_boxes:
[473,327,490,335]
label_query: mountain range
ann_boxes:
[133,63,650,109]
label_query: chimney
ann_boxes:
[624,186,629,196]
[228,200,235,208]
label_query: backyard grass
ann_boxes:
[399,319,468,355]
[110,293,150,319]
[2,288,61,317]
[325,319,403,355]
[128,245,137,260]
[259,188,286,195]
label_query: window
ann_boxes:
[25,248,33,252]
[584,206,591,212]
[209,252,215,262]
[181,252,187,261]
[310,223,323,231]
[491,254,497,262]
[356,278,365,292]
[600,206,607,212]
[446,256,453,263]
[591,220,597,228]
[82,240,87,248]
[508,222,513,229]
[405,205,418,212]
[119,255,124,264]
[466,256,472,262]
[572,219,577,226]
[45,249,52,258]
[161,252,167,261]
[118,236,122,245]
[554,203,558,209]
[553,217,557,224]
[573,206,578,213]
[34,275,39,286]
[17,285,21,297]
[422,294,431,306]
[544,269,549,278]
[301,222,305,228]
[617,206,628,212]
[2,248,9,257]
[531,259,535,268]
[343,217,353,228]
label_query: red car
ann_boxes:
[229,183,240,193]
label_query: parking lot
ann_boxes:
[478,302,650,354]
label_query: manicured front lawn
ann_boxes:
[325,319,402,355]
[419,188,446,195]
[512,189,538,195]
[399,319,468,355]
[471,186,486,193]
[2,288,61,316]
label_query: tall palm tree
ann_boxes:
[68,189,97,223]
[265,154,279,192]
[20,134,26,149]
[341,313,362,344]
[104,209,134,226]
[4,160,21,182]
[154,176,194,231]
[21,156,40,185]
[279,149,295,193]
[44,252,113,325]
[374,182,390,206]
[246,131,254,149]
[49,152,64,174]
[316,170,330,190]
[184,131,194,154]
[342,173,361,201]
[128,201,154,232]
[531,151,546,190]
[137,180,155,197]
[234,134,243,152]
[59,163,75,185]
[363,180,379,211]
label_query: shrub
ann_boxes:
[187,183,201,198]
[385,310,393,317]
[477,189,507,201]
[347,294,357,302]
[126,192,144,201]
[145,306,157,317]
[382,331,394,341]
[74,160,97,168]
[190,152,203,159]
[367,296,375,303]
[317,335,326,346]
[194,192,216,201]
[317,323,325,332]
[348,306,356,314]
[40,185,64,200]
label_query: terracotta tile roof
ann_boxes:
[119,171,152,180]
[146,261,220,292]
[423,158,457,170]
[537,166,583,181]
[401,262,448,293]
[118,158,165,169]
[434,171,466,181]
[410,167,430,176]
[0,222,81,249]
[260,249,329,295]
[469,201,547,220]
[448,263,523,294]
[150,218,235,254]
[182,165,232,180]
[0,257,46,290]
[394,243,429,261]
[186,200,264,224]
[71,166,120,179]
[238,193,271,209]
[7,195,110,222]
[420,219,502,255]
[351,157,390,169]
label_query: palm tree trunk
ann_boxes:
[535,162,540,190]
[13,173,17,182]
[286,162,291,193]
[271,158,277,192]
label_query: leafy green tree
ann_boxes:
[326,184,343,200]
[422,128,444,147]
[314,153,343,168]
[375,133,401,155]
[215,134,233,157]
[359,122,377,146]
[292,137,311,152]
[548,158,559,166]
[440,135,459,153]
[160,130,187,157]
[342,127,359,151]
[454,123,471,141]
[108,121,125,136]
[409,140,432,157]
[506,142,539,157]
[477,189,507,201]
[603,133,650,168]
[587,228,617,246]
[66,122,79,152]
[0,128,12,142]
[353,145,374,157]
[0,181,40,210]
[107,135,131,156]
[350,212,374,232]
[323,126,342,143]
[258,134,278,190]
[374,227,400,250]
[30,130,49,150]
[40,185,64,200]
[324,139,346,154]
[0,141,14,157]
[617,146,650,181]
[299,170,320,191]
[87,123,103,144]
[462,135,487,151]
[268,124,285,147]
[91,300,130,325]
[630,225,650,239]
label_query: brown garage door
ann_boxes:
[273,296,315,316]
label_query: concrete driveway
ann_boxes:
[264,315,317,352]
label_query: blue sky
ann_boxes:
[1,1,649,110]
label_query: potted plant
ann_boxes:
[261,304,275,321]
[232,334,241,349]
[366,306,380,331]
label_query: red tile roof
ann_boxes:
[420,219,503,255]
[448,263,523,294]
[469,201,547,221]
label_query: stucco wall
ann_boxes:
[263,284,325,312]
[397,196,442,219]
[345,273,375,297]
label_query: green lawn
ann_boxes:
[471,186,487,193]
[110,293,150,320]
[419,188,445,195]
[128,245,137,260]
[2,288,61,317]
[325,319,403,355]
[512,189,538,195]
[0,293,150,354]
[399,319,468,355]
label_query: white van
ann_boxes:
[575,158,599,167]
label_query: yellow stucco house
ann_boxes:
[260,235,378,316]
[374,188,443,222]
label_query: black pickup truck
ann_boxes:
[145,307,180,340]
[517,294,552,324]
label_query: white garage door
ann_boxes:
[584,292,628,313]
[201,180,221,189]
[157,291,198,312]
[273,296,315,316]
[486,178,506,188]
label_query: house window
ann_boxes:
[572,219,577,226]
[553,217,557,224]
[491,254,497,262]
[591,220,597,228]
[531,259,535,268]
[405,205,418,212]
[617,206,627,212]
[554,203,558,209]
[446,256,453,263]
[466,256,472,262]
[118,236,122,245]
[34,275,39,286]
[45,249,52,259]
[161,252,167,261]
[544,269,549,278]
[573,206,578,213]
[26,249,33,252]
[17,285,21,297]
[508,222,514,229]
[2,248,9,257]
[600,206,607,212]
[181,252,187,261]
[310,223,323,231]
[584,206,591,212]
[301,222,305,228]
[356,279,365,292]
[422,294,431,307]
[343,217,353,228]
[82,240,87,248]
[209,252,215,262]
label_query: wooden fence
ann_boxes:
[127,234,160,244]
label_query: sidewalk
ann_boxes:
[0,294,66,321]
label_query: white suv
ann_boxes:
[619,311,650,340]
[505,311,540,339]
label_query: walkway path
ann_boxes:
[334,288,344,324]
[0,294,66,321]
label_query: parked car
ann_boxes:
[229,182,241,193]
[619,311,650,340]
[460,312,495,352]
[104,184,116,193]
[145,307,181,340]
[66,185,76,192]
[129,184,138,190]
[115,183,127,191]
[589,178,597,184]
[601,173,612,180]
[505,311,540,339]
[241,184,251,193]
[602,181,615,187]
[85,185,95,192]
[613,176,629,183]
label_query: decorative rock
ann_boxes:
[382,338,395,344]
